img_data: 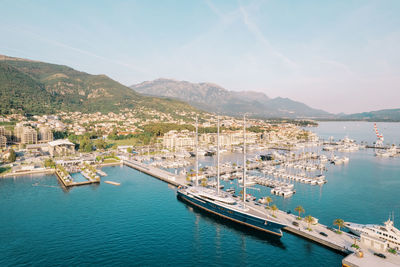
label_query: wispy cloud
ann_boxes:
[238,3,297,68]
[321,60,353,75]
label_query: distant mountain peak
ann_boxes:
[130,78,331,118]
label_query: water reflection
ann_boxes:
[178,198,286,250]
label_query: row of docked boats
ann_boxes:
[270,186,295,197]
[250,176,296,197]
[375,145,399,158]
[150,160,191,169]
[252,176,293,189]
[280,162,324,171]
[329,155,350,165]
[323,136,365,152]
[260,167,326,185]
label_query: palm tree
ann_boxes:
[334,219,345,233]
[265,196,272,209]
[304,215,314,231]
[270,205,278,217]
[294,205,305,219]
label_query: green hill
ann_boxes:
[0,61,57,114]
[340,108,400,122]
[0,55,198,116]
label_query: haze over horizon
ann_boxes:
[1,0,399,114]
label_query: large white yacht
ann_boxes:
[345,217,400,250]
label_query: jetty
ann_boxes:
[123,159,186,187]
[122,159,400,266]
[96,169,108,176]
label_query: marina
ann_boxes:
[120,157,400,266]
[119,120,400,266]
[2,1,400,265]
[1,121,400,266]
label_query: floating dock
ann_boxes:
[104,181,120,186]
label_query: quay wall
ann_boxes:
[283,226,351,254]
[55,169,69,187]
[98,161,123,167]
[1,168,55,178]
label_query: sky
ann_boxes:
[0,0,399,114]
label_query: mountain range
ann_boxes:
[0,55,197,116]
[1,54,399,121]
[130,78,332,119]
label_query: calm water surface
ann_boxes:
[1,122,399,266]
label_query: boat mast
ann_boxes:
[217,115,220,195]
[243,114,246,204]
[195,116,199,187]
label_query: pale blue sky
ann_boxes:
[1,0,399,113]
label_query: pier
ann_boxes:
[123,159,186,187]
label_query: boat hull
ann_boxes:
[177,190,284,237]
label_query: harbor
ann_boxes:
[1,121,400,267]
[121,156,400,266]
[119,119,400,266]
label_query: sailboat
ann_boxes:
[177,115,287,237]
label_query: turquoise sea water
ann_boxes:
[1,122,399,266]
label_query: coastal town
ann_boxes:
[2,1,400,266]
[1,109,400,266]
[0,109,318,177]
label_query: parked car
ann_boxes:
[319,232,328,237]
[374,253,386,259]
[292,221,299,227]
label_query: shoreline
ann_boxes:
[1,168,55,178]
[0,161,122,178]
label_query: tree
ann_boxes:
[270,204,278,217]
[44,158,55,168]
[8,149,16,162]
[94,138,107,150]
[79,136,93,152]
[294,205,305,219]
[334,219,345,233]
[264,196,272,209]
[304,215,314,231]
[53,131,68,140]
[127,147,133,153]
